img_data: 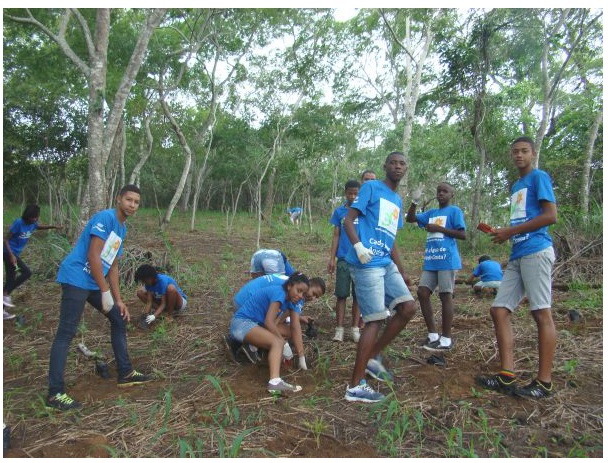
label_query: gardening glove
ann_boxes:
[101,290,114,314]
[411,188,422,204]
[353,242,373,265]
[298,356,307,370]
[145,314,156,325]
[282,342,293,360]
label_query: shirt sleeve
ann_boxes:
[9,219,20,234]
[416,211,430,228]
[89,211,112,241]
[329,209,341,227]
[350,182,372,216]
[472,265,481,277]
[451,207,466,230]
[536,171,556,203]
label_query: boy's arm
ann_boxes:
[153,294,166,317]
[492,201,557,244]
[144,291,153,313]
[107,259,129,321]
[87,236,111,293]
[343,207,361,245]
[405,202,418,223]
[390,246,411,286]
[425,223,466,240]
[37,224,62,231]
[327,226,340,274]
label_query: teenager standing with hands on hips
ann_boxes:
[46,185,153,411]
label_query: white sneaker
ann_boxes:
[351,327,361,343]
[3,310,16,320]
[3,296,15,308]
[332,327,344,342]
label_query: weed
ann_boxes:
[178,435,206,458]
[303,417,328,449]
[561,358,578,376]
[205,375,240,426]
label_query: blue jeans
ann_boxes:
[3,253,32,295]
[348,261,414,323]
[48,284,133,396]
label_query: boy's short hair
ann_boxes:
[478,255,491,263]
[309,277,326,295]
[119,184,141,196]
[511,136,535,151]
[22,204,41,221]
[134,264,157,282]
[344,180,360,190]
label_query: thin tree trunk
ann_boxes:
[579,110,602,216]
[129,113,154,185]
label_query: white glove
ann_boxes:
[282,342,293,360]
[298,356,307,370]
[353,242,373,264]
[101,290,114,314]
[411,188,422,204]
[145,314,156,324]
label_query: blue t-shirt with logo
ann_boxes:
[145,273,187,300]
[329,204,359,259]
[416,205,466,271]
[473,260,503,282]
[345,180,403,268]
[4,218,39,257]
[509,169,555,260]
[234,274,288,309]
[57,209,126,290]
[234,285,292,325]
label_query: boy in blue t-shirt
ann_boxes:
[134,264,188,325]
[476,136,557,399]
[3,204,61,317]
[406,182,466,352]
[467,255,503,294]
[287,207,303,225]
[46,185,153,411]
[342,152,416,403]
[327,179,361,342]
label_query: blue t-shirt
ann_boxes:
[289,207,303,214]
[509,169,555,260]
[329,203,359,259]
[57,209,126,290]
[4,218,39,257]
[473,260,503,282]
[234,285,292,325]
[234,274,288,309]
[345,180,403,268]
[145,273,187,300]
[416,205,466,271]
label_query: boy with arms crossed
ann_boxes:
[46,185,153,411]
[343,152,416,403]
[476,136,557,399]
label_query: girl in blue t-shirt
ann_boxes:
[229,273,310,395]
[134,264,188,325]
[3,204,61,316]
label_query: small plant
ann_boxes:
[561,358,578,376]
[303,416,328,449]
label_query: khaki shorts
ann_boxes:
[419,270,457,294]
[492,247,555,311]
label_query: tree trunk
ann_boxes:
[579,110,602,216]
[129,113,154,185]
[263,166,276,224]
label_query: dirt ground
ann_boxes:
[2,213,603,457]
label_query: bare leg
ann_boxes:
[490,307,514,372]
[438,292,454,338]
[165,285,183,320]
[531,308,556,383]
[369,301,416,359]
[335,297,346,327]
[417,286,436,334]
[349,320,382,387]
[351,299,361,327]
[244,326,285,380]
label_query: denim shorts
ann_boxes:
[492,247,555,311]
[335,259,356,299]
[474,280,502,289]
[249,250,285,274]
[229,317,261,342]
[419,270,457,294]
[348,261,414,323]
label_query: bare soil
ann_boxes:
[2,214,603,457]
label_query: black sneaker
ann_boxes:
[224,334,246,364]
[46,392,82,411]
[117,370,153,387]
[239,344,262,364]
[476,374,517,395]
[422,339,452,352]
[514,379,553,399]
